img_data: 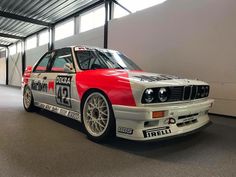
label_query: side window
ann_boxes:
[77,51,94,70]
[34,53,51,72]
[90,57,107,70]
[50,48,74,72]
[76,50,107,70]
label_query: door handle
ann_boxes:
[36,73,41,78]
[43,76,47,80]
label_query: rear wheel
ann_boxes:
[23,86,35,112]
[82,91,115,142]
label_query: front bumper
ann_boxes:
[113,99,214,141]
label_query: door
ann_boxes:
[30,52,54,104]
[47,48,80,112]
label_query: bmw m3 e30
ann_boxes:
[22,46,214,142]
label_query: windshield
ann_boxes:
[75,48,142,70]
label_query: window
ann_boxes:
[39,30,49,46]
[26,35,37,50]
[34,53,51,72]
[114,0,167,19]
[9,44,16,56]
[96,50,141,70]
[75,49,107,70]
[50,48,73,72]
[75,48,141,70]
[76,50,95,70]
[80,6,105,33]
[55,19,74,41]
[17,42,22,53]
[113,4,129,19]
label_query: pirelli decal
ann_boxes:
[143,126,171,138]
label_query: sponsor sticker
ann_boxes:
[31,80,48,92]
[179,116,197,124]
[55,76,72,107]
[143,126,171,138]
[118,127,133,135]
[133,75,179,82]
[34,102,81,121]
[48,81,55,92]
[68,111,81,121]
[74,47,87,51]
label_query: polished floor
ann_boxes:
[0,86,235,177]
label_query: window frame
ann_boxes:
[26,35,37,50]
[113,0,167,19]
[75,48,108,71]
[79,5,105,33]
[38,30,49,46]
[48,48,76,73]
[33,51,54,73]
[54,19,75,41]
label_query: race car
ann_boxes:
[22,46,214,142]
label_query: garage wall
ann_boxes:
[8,53,22,87]
[54,27,104,49]
[0,50,6,85]
[108,0,236,117]
[25,44,48,66]
[25,22,104,67]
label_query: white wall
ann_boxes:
[8,53,22,87]
[54,26,104,49]
[108,0,236,117]
[0,57,6,85]
[54,15,104,48]
[25,44,48,66]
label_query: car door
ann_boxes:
[47,48,80,112]
[30,51,54,104]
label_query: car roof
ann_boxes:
[50,45,117,53]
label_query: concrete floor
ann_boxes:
[0,86,235,177]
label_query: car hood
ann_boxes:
[76,69,208,107]
[126,70,207,87]
[81,69,207,87]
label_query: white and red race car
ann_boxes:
[22,46,214,142]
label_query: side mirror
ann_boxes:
[64,63,75,73]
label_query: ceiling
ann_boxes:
[0,0,101,47]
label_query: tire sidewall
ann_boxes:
[23,86,35,112]
[81,91,115,142]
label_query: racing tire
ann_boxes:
[82,91,116,143]
[23,86,36,112]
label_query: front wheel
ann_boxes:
[82,91,115,142]
[23,86,36,112]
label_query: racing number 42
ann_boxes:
[57,86,69,106]
[55,75,72,107]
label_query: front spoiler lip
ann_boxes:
[123,121,212,142]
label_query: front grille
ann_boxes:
[177,119,198,127]
[183,86,191,100]
[168,87,184,101]
[142,85,210,104]
[191,85,197,99]
[167,85,209,102]
[178,113,199,120]
[177,113,199,127]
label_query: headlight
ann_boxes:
[205,86,209,97]
[144,89,155,103]
[158,88,168,102]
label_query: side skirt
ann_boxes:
[34,102,81,122]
